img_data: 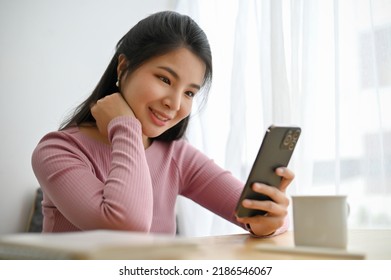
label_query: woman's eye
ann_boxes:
[159,76,170,85]
[185,91,195,98]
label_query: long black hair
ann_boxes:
[60,11,212,141]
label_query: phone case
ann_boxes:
[235,125,301,217]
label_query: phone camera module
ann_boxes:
[293,130,300,141]
[281,129,300,150]
[283,132,293,146]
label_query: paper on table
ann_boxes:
[0,230,197,260]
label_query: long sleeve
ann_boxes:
[173,141,289,237]
[173,142,245,228]
[31,116,154,232]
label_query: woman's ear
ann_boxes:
[117,54,128,77]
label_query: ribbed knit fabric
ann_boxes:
[32,116,288,236]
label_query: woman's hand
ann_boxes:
[91,93,136,137]
[236,167,294,237]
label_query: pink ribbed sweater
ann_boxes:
[32,116,249,234]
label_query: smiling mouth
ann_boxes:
[149,108,171,122]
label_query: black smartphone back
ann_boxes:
[235,125,301,217]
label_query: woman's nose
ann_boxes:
[163,91,181,111]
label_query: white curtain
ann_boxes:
[175,0,391,236]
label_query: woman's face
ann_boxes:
[118,48,206,140]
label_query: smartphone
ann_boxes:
[235,125,301,218]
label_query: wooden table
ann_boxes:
[180,229,391,260]
[0,229,389,260]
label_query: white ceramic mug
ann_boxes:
[292,195,348,249]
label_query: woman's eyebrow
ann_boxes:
[157,66,201,90]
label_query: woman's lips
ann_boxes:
[149,108,172,126]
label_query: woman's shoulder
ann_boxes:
[32,127,84,170]
[35,126,83,146]
[33,126,104,156]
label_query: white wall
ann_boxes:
[0,0,176,234]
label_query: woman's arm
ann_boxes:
[32,116,154,231]
[176,142,292,237]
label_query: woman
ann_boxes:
[32,11,293,237]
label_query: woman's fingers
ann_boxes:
[90,93,136,136]
[251,183,289,207]
[275,167,295,192]
[236,168,294,236]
